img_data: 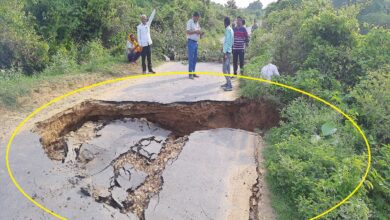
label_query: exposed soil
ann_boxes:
[86,133,189,218]
[1,62,277,220]
[35,99,280,161]
[33,98,279,219]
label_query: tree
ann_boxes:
[247,0,263,11]
[225,0,238,9]
[0,0,49,74]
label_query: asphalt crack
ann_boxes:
[34,99,279,219]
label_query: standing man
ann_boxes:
[233,16,249,76]
[186,12,203,79]
[221,17,234,91]
[252,19,259,32]
[137,9,156,74]
[232,18,237,29]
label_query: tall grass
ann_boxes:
[0,54,124,109]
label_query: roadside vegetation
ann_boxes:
[0,0,261,108]
[1,0,388,219]
[241,0,389,219]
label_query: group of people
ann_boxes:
[126,10,279,92]
[185,13,251,91]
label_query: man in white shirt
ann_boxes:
[260,62,280,80]
[186,12,203,79]
[137,9,156,74]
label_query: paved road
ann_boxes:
[0,62,274,220]
[98,62,238,102]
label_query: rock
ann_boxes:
[111,187,128,208]
[79,148,95,163]
[163,55,170,62]
[91,166,115,189]
[80,185,92,197]
[126,212,138,220]
[143,141,163,158]
[93,186,110,198]
[64,139,81,163]
[134,137,164,160]
[116,165,147,190]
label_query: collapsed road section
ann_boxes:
[34,99,279,219]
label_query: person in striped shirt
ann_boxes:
[233,16,249,76]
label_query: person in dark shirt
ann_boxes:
[232,16,249,76]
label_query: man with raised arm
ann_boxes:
[137,9,156,74]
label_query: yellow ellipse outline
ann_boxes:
[5,72,371,220]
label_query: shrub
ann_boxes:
[265,98,368,219]
[43,47,77,75]
[0,1,50,75]
[352,66,390,144]
[78,40,114,72]
[241,0,388,218]
[353,28,390,72]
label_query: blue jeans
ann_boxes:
[187,39,198,75]
[223,53,232,88]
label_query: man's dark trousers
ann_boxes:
[233,49,245,75]
[141,45,153,72]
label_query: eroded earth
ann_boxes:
[32,99,279,219]
[2,63,278,220]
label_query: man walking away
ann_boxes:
[233,16,249,76]
[221,17,234,91]
[260,60,280,80]
[137,9,156,74]
[186,12,203,79]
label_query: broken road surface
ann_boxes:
[0,62,276,220]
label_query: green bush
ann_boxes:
[352,66,390,144]
[0,1,49,74]
[77,40,114,72]
[243,0,389,218]
[302,44,363,87]
[0,68,34,107]
[43,47,77,75]
[265,98,368,219]
[353,28,390,72]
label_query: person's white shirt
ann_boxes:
[126,41,134,51]
[261,63,280,80]
[186,18,201,41]
[246,26,252,36]
[137,9,156,47]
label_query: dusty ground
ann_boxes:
[0,63,140,142]
[0,62,276,220]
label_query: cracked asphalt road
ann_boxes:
[0,62,275,220]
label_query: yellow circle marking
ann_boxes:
[5,72,371,220]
